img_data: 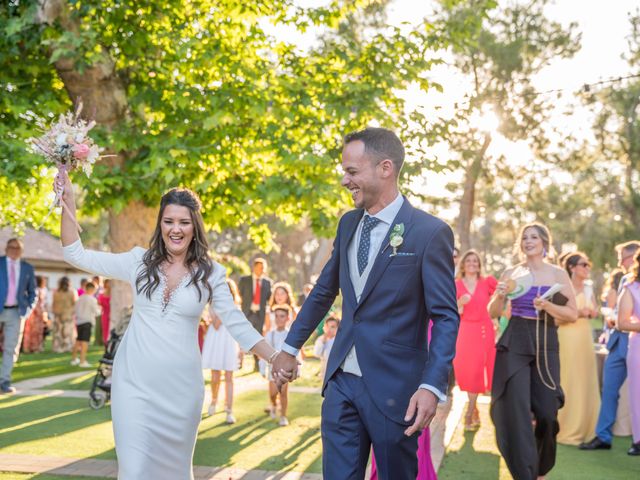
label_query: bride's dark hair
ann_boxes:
[136,188,213,303]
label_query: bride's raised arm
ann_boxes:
[60,170,143,283]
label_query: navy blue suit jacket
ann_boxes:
[0,256,36,317]
[285,199,459,423]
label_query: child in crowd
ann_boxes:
[264,304,295,426]
[71,282,100,367]
[313,314,339,380]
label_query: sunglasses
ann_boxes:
[577,262,591,268]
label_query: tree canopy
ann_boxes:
[0,0,474,246]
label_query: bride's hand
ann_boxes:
[59,170,75,207]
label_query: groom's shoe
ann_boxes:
[579,437,612,450]
[628,442,640,456]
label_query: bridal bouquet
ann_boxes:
[28,103,104,230]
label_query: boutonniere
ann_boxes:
[389,223,405,256]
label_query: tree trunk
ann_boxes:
[108,202,156,329]
[309,238,333,278]
[456,133,492,253]
[37,0,156,330]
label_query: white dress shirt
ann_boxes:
[283,193,446,402]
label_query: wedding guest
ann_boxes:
[616,249,640,455]
[77,278,88,297]
[488,222,577,480]
[71,282,100,367]
[265,281,299,331]
[92,275,104,346]
[556,252,600,445]
[313,314,339,380]
[265,304,294,426]
[600,268,624,343]
[298,282,314,307]
[581,241,640,451]
[52,276,77,353]
[97,279,112,344]
[201,278,241,425]
[602,269,624,308]
[0,238,36,394]
[22,276,49,353]
[453,249,497,431]
[239,258,272,370]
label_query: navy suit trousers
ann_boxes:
[321,370,419,480]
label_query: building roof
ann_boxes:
[0,227,80,271]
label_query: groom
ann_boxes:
[273,127,459,479]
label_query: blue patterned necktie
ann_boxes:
[357,215,381,275]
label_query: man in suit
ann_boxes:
[0,238,36,394]
[580,240,640,452]
[272,127,459,479]
[238,258,272,370]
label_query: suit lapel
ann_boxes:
[355,199,415,312]
[340,210,363,307]
[0,257,6,290]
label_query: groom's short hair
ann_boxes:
[344,127,405,175]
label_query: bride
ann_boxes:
[59,172,280,479]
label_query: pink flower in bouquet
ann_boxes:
[72,142,90,160]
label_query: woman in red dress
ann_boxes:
[454,249,497,430]
[97,279,111,344]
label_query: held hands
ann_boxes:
[403,388,437,436]
[271,351,300,391]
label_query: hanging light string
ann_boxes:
[441,72,640,110]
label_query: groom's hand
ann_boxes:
[271,351,299,391]
[403,389,438,436]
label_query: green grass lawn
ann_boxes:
[439,402,640,479]
[11,339,104,384]
[3,347,324,475]
[0,390,322,473]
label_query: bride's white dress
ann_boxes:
[63,240,262,479]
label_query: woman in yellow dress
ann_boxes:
[557,252,601,445]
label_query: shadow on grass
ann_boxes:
[193,390,323,473]
[253,425,322,475]
[438,430,501,480]
[0,395,114,458]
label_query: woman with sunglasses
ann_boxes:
[556,252,600,446]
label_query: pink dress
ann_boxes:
[453,276,497,393]
[97,293,111,343]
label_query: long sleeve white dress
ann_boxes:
[63,239,263,479]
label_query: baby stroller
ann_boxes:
[88,306,132,409]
